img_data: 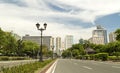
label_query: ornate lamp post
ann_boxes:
[36,23,47,62]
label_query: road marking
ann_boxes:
[112,66,120,68]
[46,60,58,73]
[83,66,92,70]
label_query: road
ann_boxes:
[49,59,120,73]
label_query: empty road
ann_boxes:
[49,59,120,73]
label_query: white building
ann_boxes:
[65,35,73,49]
[109,32,116,42]
[22,35,54,50]
[89,25,108,44]
[56,37,61,56]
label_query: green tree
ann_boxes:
[3,32,17,56]
[22,41,39,57]
[0,28,6,54]
[16,39,24,56]
[62,49,71,58]
[115,29,120,41]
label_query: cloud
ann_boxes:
[0,0,120,43]
[56,0,120,22]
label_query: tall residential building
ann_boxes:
[109,32,116,42]
[65,35,73,49]
[56,37,61,56]
[22,35,54,50]
[89,25,108,44]
[50,37,54,50]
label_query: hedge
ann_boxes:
[0,59,53,73]
[97,53,108,61]
[0,56,29,61]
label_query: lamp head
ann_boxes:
[36,23,40,29]
[44,23,47,29]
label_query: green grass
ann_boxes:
[0,59,53,73]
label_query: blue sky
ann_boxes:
[0,0,120,43]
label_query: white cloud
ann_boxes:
[0,0,120,43]
[57,0,120,22]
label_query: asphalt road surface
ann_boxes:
[52,59,120,73]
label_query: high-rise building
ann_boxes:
[89,25,108,44]
[22,35,54,50]
[109,32,116,42]
[56,37,61,56]
[65,35,73,49]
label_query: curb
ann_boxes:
[45,60,58,73]
[39,60,56,73]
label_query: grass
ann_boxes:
[0,59,53,73]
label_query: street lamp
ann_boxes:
[51,45,55,59]
[36,22,47,62]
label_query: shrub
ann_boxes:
[84,55,90,60]
[9,57,29,60]
[93,54,99,61]
[75,55,82,59]
[89,54,95,60]
[98,53,108,61]
[1,59,53,73]
[0,56,9,61]
[108,56,117,60]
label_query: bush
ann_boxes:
[97,53,108,61]
[89,54,95,60]
[0,56,30,61]
[1,59,53,73]
[83,55,90,60]
[75,55,82,59]
[9,57,29,60]
[108,56,117,60]
[0,56,9,61]
[94,54,99,61]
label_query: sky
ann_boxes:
[0,0,120,43]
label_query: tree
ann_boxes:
[62,49,71,58]
[3,32,17,56]
[16,39,24,56]
[22,41,39,57]
[0,28,6,54]
[115,29,120,41]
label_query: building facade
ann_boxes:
[56,37,61,56]
[89,25,108,44]
[109,32,116,42]
[65,35,73,49]
[22,35,54,50]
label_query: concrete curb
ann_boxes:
[45,60,58,73]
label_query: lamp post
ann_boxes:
[36,23,47,62]
[51,45,55,59]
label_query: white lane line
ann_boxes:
[51,60,58,73]
[112,66,120,68]
[46,60,58,73]
[83,66,92,70]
